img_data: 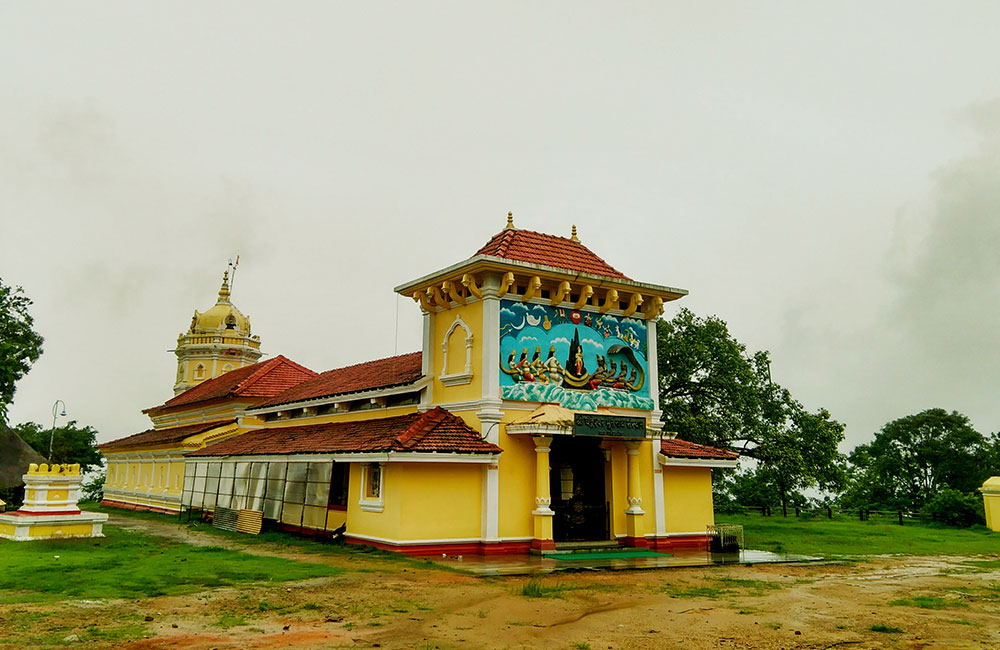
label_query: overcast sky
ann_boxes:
[3,3,1000,449]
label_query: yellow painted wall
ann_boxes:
[326,509,348,530]
[29,523,96,537]
[396,464,482,539]
[0,523,15,536]
[346,463,400,540]
[345,462,483,542]
[430,302,484,404]
[168,461,185,493]
[662,466,715,533]
[496,425,536,540]
[606,442,628,536]
[638,441,657,535]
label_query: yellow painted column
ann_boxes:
[531,435,555,552]
[624,440,647,546]
[982,477,1000,532]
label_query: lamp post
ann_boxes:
[48,400,67,462]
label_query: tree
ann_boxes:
[14,420,102,472]
[657,309,846,513]
[843,408,997,513]
[0,279,44,424]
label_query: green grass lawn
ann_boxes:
[0,526,341,603]
[719,512,1000,557]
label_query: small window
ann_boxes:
[365,464,381,499]
[359,463,384,512]
[194,364,206,380]
[225,315,237,330]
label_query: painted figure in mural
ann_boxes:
[588,356,608,390]
[605,359,618,384]
[541,346,564,385]
[614,361,629,388]
[529,346,548,384]
[516,348,536,382]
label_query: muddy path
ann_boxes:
[7,517,1000,650]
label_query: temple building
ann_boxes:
[172,271,262,395]
[100,217,737,554]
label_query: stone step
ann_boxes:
[548,540,628,555]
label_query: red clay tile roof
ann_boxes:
[660,438,739,461]
[146,356,316,413]
[257,352,423,408]
[476,228,630,280]
[98,420,235,451]
[186,407,500,456]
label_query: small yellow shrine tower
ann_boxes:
[172,271,262,395]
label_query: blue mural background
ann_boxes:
[499,299,653,410]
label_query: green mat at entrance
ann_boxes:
[552,550,673,561]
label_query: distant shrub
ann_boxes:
[925,488,985,528]
[80,471,105,503]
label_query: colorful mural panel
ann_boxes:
[499,300,653,410]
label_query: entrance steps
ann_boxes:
[547,540,626,555]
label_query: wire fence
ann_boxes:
[727,504,943,526]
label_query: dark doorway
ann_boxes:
[549,436,609,542]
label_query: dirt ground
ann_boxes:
[6,517,1000,650]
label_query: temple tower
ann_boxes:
[172,271,262,395]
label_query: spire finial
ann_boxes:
[505,211,514,230]
[218,269,231,303]
[570,224,579,242]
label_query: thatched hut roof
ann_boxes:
[0,423,45,488]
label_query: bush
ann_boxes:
[925,488,985,527]
[80,471,105,503]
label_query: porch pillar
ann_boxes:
[624,440,647,546]
[531,435,555,551]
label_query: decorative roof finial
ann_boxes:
[570,224,579,242]
[505,211,515,230]
[218,270,231,303]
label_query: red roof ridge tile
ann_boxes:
[186,409,500,457]
[256,351,423,408]
[148,356,316,412]
[659,438,740,460]
[98,419,236,451]
[325,351,422,374]
[475,227,630,280]
[394,406,447,449]
[236,355,317,393]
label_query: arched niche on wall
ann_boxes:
[440,314,474,386]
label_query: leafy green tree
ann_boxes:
[0,279,44,424]
[14,420,102,471]
[843,409,997,513]
[657,309,846,513]
[924,487,985,527]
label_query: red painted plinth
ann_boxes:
[530,538,556,551]
[8,509,83,516]
[344,537,523,556]
[99,499,178,515]
[649,535,712,551]
[622,535,649,548]
[480,541,532,555]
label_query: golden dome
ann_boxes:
[186,271,251,335]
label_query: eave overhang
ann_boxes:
[657,454,739,469]
[394,254,687,310]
